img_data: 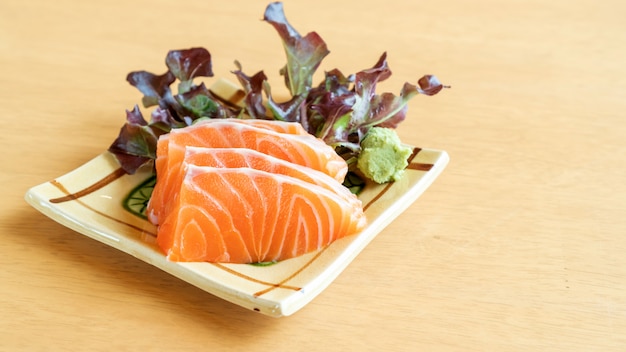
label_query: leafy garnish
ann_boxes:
[263,2,330,97]
[108,48,238,173]
[108,1,448,178]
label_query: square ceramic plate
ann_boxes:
[24,79,449,317]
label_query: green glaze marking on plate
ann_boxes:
[123,175,156,219]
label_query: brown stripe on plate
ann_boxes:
[211,263,302,294]
[49,168,127,203]
[363,147,432,211]
[363,182,394,212]
[252,246,331,297]
[48,179,157,237]
[407,163,433,171]
[407,147,433,171]
[209,88,246,108]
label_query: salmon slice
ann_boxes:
[169,120,345,178]
[182,147,361,210]
[147,120,347,224]
[150,119,309,222]
[209,118,311,135]
[157,165,366,263]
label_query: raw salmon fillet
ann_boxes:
[182,147,362,210]
[157,165,367,263]
[213,118,311,135]
[148,119,347,224]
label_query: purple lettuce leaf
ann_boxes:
[165,48,213,93]
[304,69,354,135]
[232,62,270,120]
[126,71,176,108]
[112,48,240,173]
[417,74,447,96]
[263,2,329,98]
[305,53,392,148]
[108,106,165,174]
[149,106,187,131]
[109,1,448,177]
[309,68,354,100]
[264,83,307,124]
[175,82,237,120]
[305,52,447,153]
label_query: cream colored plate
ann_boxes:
[24,80,449,317]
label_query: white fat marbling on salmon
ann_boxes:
[166,165,364,263]
[148,120,348,226]
[183,146,362,210]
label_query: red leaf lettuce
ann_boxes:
[108,2,448,175]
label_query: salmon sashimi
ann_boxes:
[157,165,367,263]
[182,147,362,210]
[202,118,311,135]
[167,120,346,179]
[150,118,309,222]
[147,120,347,224]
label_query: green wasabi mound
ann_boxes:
[356,127,413,184]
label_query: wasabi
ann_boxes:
[356,127,413,184]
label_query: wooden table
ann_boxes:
[2,0,625,350]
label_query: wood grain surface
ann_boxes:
[1,0,625,350]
